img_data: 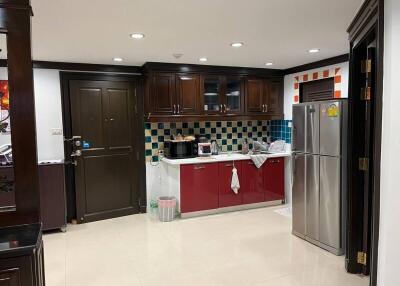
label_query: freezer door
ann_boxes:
[319,156,341,249]
[292,105,306,153]
[320,101,341,156]
[305,154,320,241]
[306,104,320,154]
[292,153,306,236]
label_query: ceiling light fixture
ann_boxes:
[130,33,145,39]
[113,57,123,62]
[265,62,274,66]
[231,42,244,48]
[308,48,320,53]
[199,57,208,62]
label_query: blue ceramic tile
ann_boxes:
[205,122,211,128]
[233,127,237,133]
[227,121,232,127]
[222,127,227,133]
[145,122,151,129]
[151,129,157,136]
[164,129,170,136]
[152,156,158,162]
[183,122,188,128]
[211,128,216,133]
[158,122,164,129]
[217,121,222,127]
[145,136,151,143]
[200,128,205,134]
[228,133,232,139]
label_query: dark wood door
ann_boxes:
[266,79,283,114]
[150,73,176,115]
[69,80,138,223]
[246,79,265,114]
[176,74,201,115]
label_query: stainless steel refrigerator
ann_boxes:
[292,100,347,255]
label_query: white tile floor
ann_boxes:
[43,206,369,286]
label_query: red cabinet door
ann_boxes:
[264,157,285,202]
[242,160,265,204]
[180,163,219,213]
[218,161,243,207]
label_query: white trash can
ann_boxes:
[157,196,177,222]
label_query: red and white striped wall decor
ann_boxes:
[293,67,342,103]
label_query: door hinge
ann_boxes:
[361,87,371,101]
[361,60,372,73]
[357,251,367,265]
[359,157,369,171]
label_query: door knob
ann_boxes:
[71,150,82,157]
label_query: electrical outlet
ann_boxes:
[288,122,293,128]
[51,128,63,135]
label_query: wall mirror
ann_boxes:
[0,33,15,213]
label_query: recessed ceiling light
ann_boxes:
[231,42,244,48]
[113,57,123,62]
[265,62,274,66]
[130,33,145,39]
[199,57,208,62]
[308,48,320,53]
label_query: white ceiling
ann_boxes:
[25,0,363,69]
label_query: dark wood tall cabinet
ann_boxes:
[0,1,45,285]
[245,78,283,115]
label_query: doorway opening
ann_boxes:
[60,72,146,223]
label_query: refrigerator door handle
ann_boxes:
[292,126,297,151]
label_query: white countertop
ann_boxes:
[161,152,291,165]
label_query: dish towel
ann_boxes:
[231,167,240,194]
[250,154,269,168]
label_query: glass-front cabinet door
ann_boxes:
[202,76,221,114]
[224,77,243,114]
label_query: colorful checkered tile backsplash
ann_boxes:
[144,120,292,162]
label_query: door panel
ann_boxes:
[320,101,341,157]
[242,160,264,204]
[264,157,285,201]
[151,73,175,114]
[69,80,138,223]
[292,105,306,152]
[218,162,243,207]
[180,163,219,213]
[266,79,282,114]
[84,154,132,214]
[176,74,201,115]
[72,85,106,149]
[202,76,221,114]
[306,104,320,154]
[306,154,319,241]
[292,154,306,236]
[225,77,243,114]
[246,79,265,113]
[320,156,341,249]
[107,88,131,148]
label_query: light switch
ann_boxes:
[51,128,63,135]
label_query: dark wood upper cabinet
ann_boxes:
[246,78,283,115]
[150,73,176,115]
[266,79,283,115]
[176,74,201,115]
[246,78,265,114]
[144,64,284,121]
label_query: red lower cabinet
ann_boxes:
[242,160,265,204]
[264,158,285,202]
[218,161,243,207]
[180,163,219,213]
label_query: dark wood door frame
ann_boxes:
[60,72,146,222]
[347,0,384,285]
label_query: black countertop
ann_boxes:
[0,223,42,258]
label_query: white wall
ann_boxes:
[33,69,64,161]
[283,62,349,120]
[377,0,400,285]
[0,67,64,162]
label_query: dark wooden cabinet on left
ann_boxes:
[0,224,45,286]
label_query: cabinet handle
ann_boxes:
[220,104,223,113]
[173,104,176,114]
[262,104,265,112]
[194,166,205,170]
[223,104,227,113]
[225,164,233,167]
[265,104,268,113]
[177,104,180,114]
[248,162,254,165]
